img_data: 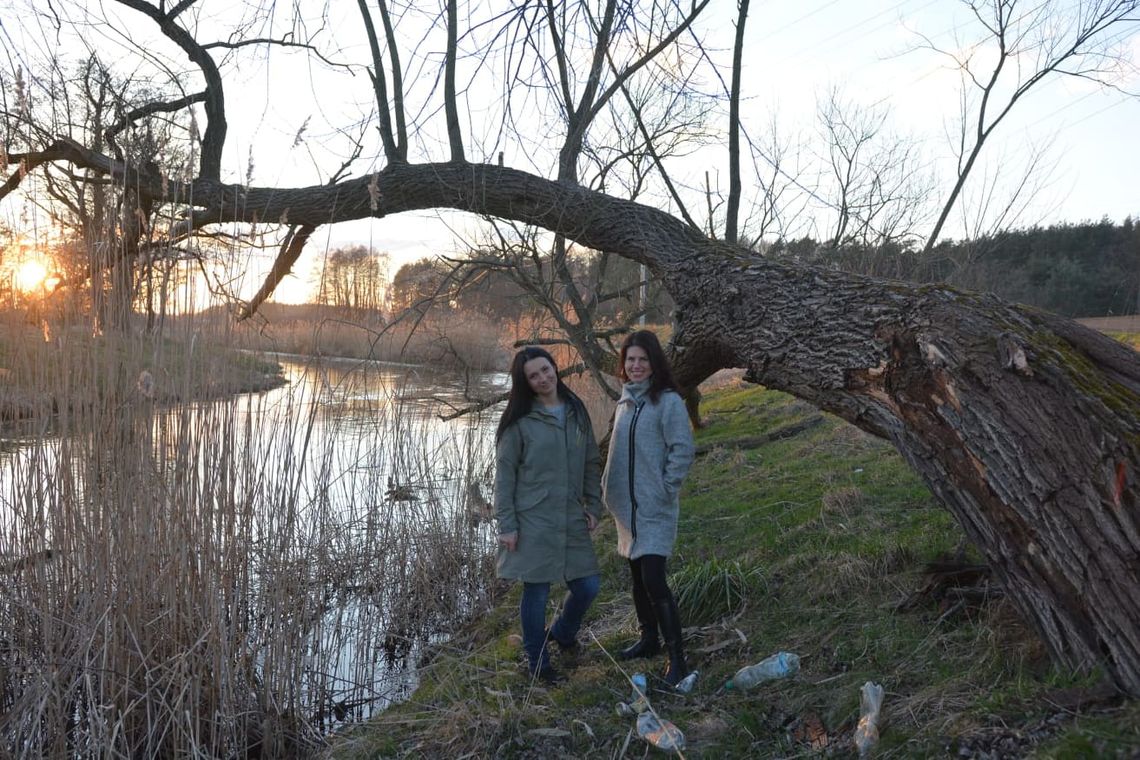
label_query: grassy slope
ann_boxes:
[331,378,1140,759]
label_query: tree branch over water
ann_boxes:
[5,0,1140,699]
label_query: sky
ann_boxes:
[3,0,1138,305]
[731,0,1140,222]
[287,0,1140,302]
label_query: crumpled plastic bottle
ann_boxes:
[674,670,698,694]
[630,673,651,713]
[724,651,800,690]
[637,712,686,752]
[617,673,652,716]
[853,681,884,757]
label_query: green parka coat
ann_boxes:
[494,402,603,583]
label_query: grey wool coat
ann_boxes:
[603,383,695,559]
[494,402,603,583]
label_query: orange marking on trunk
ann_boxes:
[1115,461,1127,508]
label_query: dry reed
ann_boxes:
[0,311,499,757]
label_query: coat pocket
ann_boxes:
[645,471,669,507]
[514,487,549,514]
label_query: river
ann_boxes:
[0,351,509,752]
[247,354,508,722]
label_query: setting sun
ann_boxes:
[15,260,49,292]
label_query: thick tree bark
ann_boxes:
[665,257,1140,695]
[7,151,1140,694]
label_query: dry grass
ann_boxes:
[195,304,512,371]
[0,309,498,757]
[1077,316,1140,351]
[1077,315,1140,333]
[820,485,867,517]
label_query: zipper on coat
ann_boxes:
[627,400,645,540]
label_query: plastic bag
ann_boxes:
[853,681,884,757]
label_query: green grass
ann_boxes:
[327,380,1140,759]
[671,558,765,627]
[1106,330,1140,351]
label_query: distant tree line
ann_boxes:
[314,245,389,312]
[388,249,675,326]
[768,218,1139,319]
[381,218,1137,325]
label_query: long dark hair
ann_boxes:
[496,347,585,442]
[618,329,680,403]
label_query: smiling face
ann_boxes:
[623,345,652,383]
[523,356,558,403]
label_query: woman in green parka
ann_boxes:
[495,347,603,684]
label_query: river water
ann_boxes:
[250,354,508,720]
[0,351,510,745]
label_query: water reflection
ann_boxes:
[0,352,508,749]
[241,354,507,722]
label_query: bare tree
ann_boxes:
[316,244,388,311]
[3,0,1140,701]
[739,114,815,245]
[724,0,751,244]
[437,0,713,400]
[1,55,195,330]
[918,0,1139,253]
[816,88,935,252]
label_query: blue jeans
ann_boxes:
[520,574,601,672]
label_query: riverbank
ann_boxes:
[328,377,1140,758]
[0,320,285,423]
[191,302,511,372]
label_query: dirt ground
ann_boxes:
[1077,315,1140,332]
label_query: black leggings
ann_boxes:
[628,554,673,605]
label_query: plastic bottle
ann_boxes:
[615,673,652,716]
[637,712,686,752]
[674,670,698,694]
[853,681,884,757]
[629,673,651,714]
[724,651,800,690]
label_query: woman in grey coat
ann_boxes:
[603,330,696,688]
[495,347,603,684]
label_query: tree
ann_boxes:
[454,0,712,396]
[389,257,453,314]
[816,88,934,253]
[1,54,195,331]
[4,0,1140,697]
[918,0,1139,253]
[315,244,388,311]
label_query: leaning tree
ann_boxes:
[3,0,1139,696]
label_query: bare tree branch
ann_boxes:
[113,0,227,180]
[444,0,465,162]
[921,0,1139,252]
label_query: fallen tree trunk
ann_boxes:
[663,252,1140,694]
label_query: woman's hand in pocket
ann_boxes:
[584,512,598,533]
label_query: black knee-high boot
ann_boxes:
[654,596,689,688]
[619,582,661,660]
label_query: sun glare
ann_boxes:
[15,260,50,292]
[272,276,313,305]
